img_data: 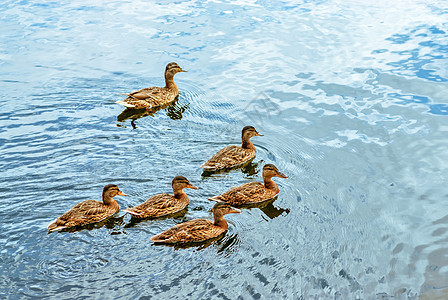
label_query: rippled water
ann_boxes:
[1,0,448,299]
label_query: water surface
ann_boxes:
[1,0,448,299]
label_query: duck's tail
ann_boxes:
[47,219,66,232]
[200,164,216,171]
[208,195,225,202]
[150,233,171,243]
[122,209,141,216]
[115,100,136,108]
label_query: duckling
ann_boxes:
[209,164,287,206]
[150,202,241,244]
[47,184,126,232]
[116,62,187,109]
[201,126,263,172]
[122,176,197,219]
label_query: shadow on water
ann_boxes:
[151,232,229,251]
[150,231,241,254]
[201,159,261,178]
[50,215,126,234]
[238,197,290,220]
[258,199,290,220]
[215,232,240,255]
[122,208,189,229]
[116,97,190,126]
[241,159,261,177]
[166,101,190,120]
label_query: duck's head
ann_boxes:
[172,176,198,192]
[165,62,187,76]
[263,164,288,179]
[102,184,127,199]
[212,202,241,218]
[241,125,263,140]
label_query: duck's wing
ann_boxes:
[209,182,274,205]
[58,200,103,219]
[116,87,161,109]
[117,87,178,109]
[151,219,224,244]
[47,200,117,232]
[201,145,255,171]
[123,193,187,218]
[128,87,164,100]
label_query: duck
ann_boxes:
[208,164,287,206]
[201,126,263,172]
[47,184,126,232]
[116,62,187,109]
[122,176,198,219]
[150,202,241,244]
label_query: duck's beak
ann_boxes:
[187,184,198,190]
[179,68,187,72]
[255,131,263,136]
[277,172,288,179]
[117,191,128,196]
[229,207,241,214]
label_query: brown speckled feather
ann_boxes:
[210,182,278,206]
[150,219,226,244]
[201,145,256,171]
[117,86,178,109]
[48,200,119,230]
[123,193,188,219]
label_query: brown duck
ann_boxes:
[209,164,287,206]
[47,184,126,232]
[201,126,262,171]
[122,176,198,219]
[116,62,187,109]
[150,202,241,244]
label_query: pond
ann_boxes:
[1,0,447,299]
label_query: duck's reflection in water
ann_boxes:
[116,98,190,125]
[201,159,260,178]
[239,197,290,220]
[215,232,240,255]
[166,101,190,120]
[241,160,260,177]
[258,199,290,220]
[149,231,242,253]
[52,215,126,234]
[151,232,228,251]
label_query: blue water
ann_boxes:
[1,0,448,299]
